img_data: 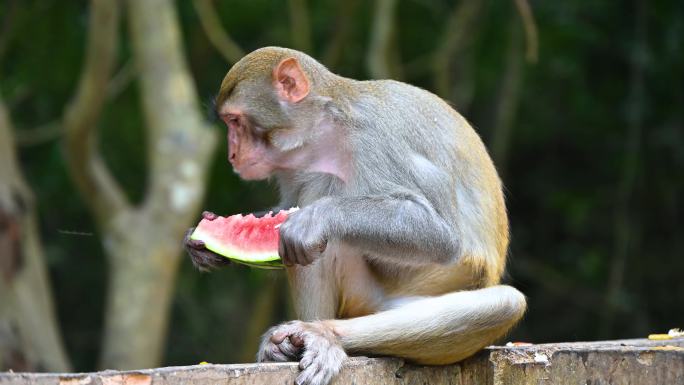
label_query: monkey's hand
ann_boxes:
[257,321,347,385]
[278,202,329,266]
[184,211,231,271]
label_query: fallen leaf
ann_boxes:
[648,334,671,340]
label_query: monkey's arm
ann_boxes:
[279,192,459,266]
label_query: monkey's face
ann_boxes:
[216,55,316,180]
[219,108,279,180]
[218,83,302,180]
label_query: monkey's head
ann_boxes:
[214,47,336,180]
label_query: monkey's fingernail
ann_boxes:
[202,211,218,220]
[189,240,205,248]
[271,332,287,344]
[290,335,304,347]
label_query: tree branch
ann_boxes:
[127,0,217,224]
[62,0,128,225]
[192,0,244,65]
[107,59,137,99]
[322,0,361,69]
[17,61,135,148]
[432,0,483,101]
[512,0,538,63]
[367,0,399,79]
[288,0,312,53]
[0,96,31,210]
[0,93,71,372]
[92,0,217,369]
[14,121,61,147]
[490,20,525,174]
[0,0,18,62]
[601,0,646,337]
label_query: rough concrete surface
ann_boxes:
[1,338,682,385]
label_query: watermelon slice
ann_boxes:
[189,208,298,269]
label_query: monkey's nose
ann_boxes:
[228,127,240,165]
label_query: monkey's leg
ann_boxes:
[332,285,526,364]
[286,256,339,321]
[257,249,384,385]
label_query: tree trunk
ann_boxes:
[98,0,218,369]
[0,94,71,372]
[490,20,525,174]
[98,214,190,369]
[61,0,217,370]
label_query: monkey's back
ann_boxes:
[344,79,509,287]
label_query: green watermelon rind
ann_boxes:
[231,259,284,270]
[190,226,284,267]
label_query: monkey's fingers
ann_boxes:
[189,250,231,271]
[280,237,294,266]
[270,324,304,347]
[257,340,292,362]
[276,337,301,359]
[287,240,299,266]
[251,210,272,218]
[187,239,206,249]
[294,242,309,266]
[296,334,346,385]
[278,237,288,266]
[270,331,289,344]
[259,324,302,362]
[183,228,209,250]
[300,241,326,265]
[290,334,305,347]
[182,228,195,244]
[184,228,231,271]
[202,211,219,220]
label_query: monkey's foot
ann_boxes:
[257,320,347,385]
[296,321,347,385]
[256,322,302,362]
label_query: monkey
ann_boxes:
[184,47,526,385]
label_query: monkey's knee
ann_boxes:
[500,285,526,325]
[481,285,527,331]
[472,285,526,350]
[414,286,526,365]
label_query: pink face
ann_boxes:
[217,56,313,180]
[222,112,276,180]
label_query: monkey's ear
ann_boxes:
[273,57,310,103]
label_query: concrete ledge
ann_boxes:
[2,338,683,385]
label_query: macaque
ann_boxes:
[185,47,526,385]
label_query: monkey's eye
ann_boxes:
[226,117,240,129]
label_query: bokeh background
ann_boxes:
[1,0,682,373]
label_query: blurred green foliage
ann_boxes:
[1,0,682,371]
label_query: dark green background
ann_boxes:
[1,0,682,371]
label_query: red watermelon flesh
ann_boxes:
[190,208,298,268]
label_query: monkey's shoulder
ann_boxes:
[348,79,466,128]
